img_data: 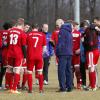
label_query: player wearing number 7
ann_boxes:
[6,22,27,94]
[27,24,46,93]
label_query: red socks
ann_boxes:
[12,73,20,90]
[22,73,27,87]
[89,71,96,88]
[5,72,11,89]
[27,73,43,91]
[38,74,43,91]
[8,73,13,90]
[27,74,32,91]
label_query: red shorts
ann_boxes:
[8,57,22,67]
[86,49,99,68]
[27,58,43,71]
[72,54,80,67]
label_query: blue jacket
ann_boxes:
[43,32,54,58]
[56,23,73,56]
[79,28,86,62]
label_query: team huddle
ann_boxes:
[0,17,100,94]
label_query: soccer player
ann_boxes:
[79,20,90,89]
[27,24,46,93]
[0,22,12,89]
[83,17,100,91]
[6,21,26,93]
[71,21,82,89]
[21,23,30,89]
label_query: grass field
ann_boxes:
[0,56,100,100]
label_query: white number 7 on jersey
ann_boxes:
[32,37,39,47]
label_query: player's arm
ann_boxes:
[22,45,26,58]
[75,32,81,55]
[21,32,27,61]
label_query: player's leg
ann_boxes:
[35,67,39,85]
[6,57,14,90]
[95,50,100,88]
[20,59,27,89]
[73,55,82,89]
[2,56,9,89]
[22,68,27,89]
[13,67,20,91]
[27,60,34,93]
[74,65,82,89]
[11,58,22,93]
[1,50,8,89]
[0,65,6,89]
[36,58,44,93]
[80,61,86,88]
[43,57,50,85]
[87,50,99,91]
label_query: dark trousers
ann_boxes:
[80,61,86,86]
[43,57,50,82]
[58,56,73,90]
[0,64,6,87]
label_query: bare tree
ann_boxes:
[55,0,59,21]
[69,0,74,19]
[89,0,96,21]
[26,0,30,22]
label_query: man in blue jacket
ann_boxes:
[56,22,73,92]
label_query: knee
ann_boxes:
[13,67,21,74]
[37,70,43,75]
[6,67,13,73]
[89,67,95,72]
[27,70,32,74]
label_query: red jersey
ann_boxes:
[7,27,26,59]
[27,31,46,60]
[51,28,59,47]
[72,29,80,53]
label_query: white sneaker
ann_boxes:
[44,80,48,85]
[0,87,2,90]
[92,87,98,91]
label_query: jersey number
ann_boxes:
[32,37,39,47]
[10,34,18,45]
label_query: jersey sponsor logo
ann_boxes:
[72,33,79,37]
[3,32,8,34]
[55,30,59,33]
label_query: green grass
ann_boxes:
[0,56,100,100]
